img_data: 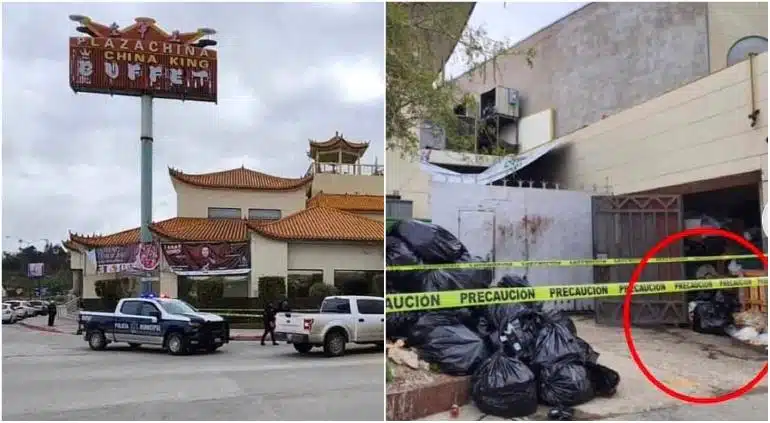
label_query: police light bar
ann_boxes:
[140,293,157,299]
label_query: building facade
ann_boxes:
[388,2,768,221]
[66,134,384,308]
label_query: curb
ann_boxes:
[16,321,68,334]
[15,321,264,342]
[387,375,471,421]
[230,335,263,341]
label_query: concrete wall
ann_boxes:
[287,242,383,286]
[174,179,307,219]
[250,233,289,297]
[552,52,768,195]
[707,2,768,72]
[386,150,432,219]
[455,2,710,139]
[310,173,384,197]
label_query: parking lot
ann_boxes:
[2,323,384,421]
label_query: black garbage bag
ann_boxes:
[544,309,578,336]
[692,301,730,335]
[457,255,495,287]
[407,311,466,347]
[586,362,620,397]
[498,274,531,289]
[471,351,539,418]
[421,269,489,292]
[390,220,468,264]
[385,236,425,293]
[498,310,545,363]
[547,406,575,421]
[576,337,599,364]
[532,322,584,369]
[386,311,421,340]
[538,361,594,406]
[386,236,420,267]
[418,324,489,375]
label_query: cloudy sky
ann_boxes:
[2,2,384,252]
[445,2,586,78]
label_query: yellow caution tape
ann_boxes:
[385,277,767,313]
[387,254,761,272]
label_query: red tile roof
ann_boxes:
[247,206,383,242]
[307,193,383,213]
[169,167,312,191]
[69,209,382,248]
[70,218,264,247]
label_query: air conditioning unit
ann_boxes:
[480,86,520,119]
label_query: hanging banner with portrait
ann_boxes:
[94,243,161,274]
[161,242,250,276]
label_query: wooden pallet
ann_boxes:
[740,285,768,313]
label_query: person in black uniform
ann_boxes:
[261,303,278,346]
[279,299,291,313]
[47,302,57,327]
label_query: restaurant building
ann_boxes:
[65,134,384,308]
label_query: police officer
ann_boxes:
[47,301,57,327]
[279,299,291,313]
[261,303,278,346]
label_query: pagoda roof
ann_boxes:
[309,132,369,157]
[169,166,312,192]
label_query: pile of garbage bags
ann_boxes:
[688,290,741,335]
[387,220,620,418]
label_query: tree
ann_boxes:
[386,2,535,156]
[2,243,72,296]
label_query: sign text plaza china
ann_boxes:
[68,17,217,102]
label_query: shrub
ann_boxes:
[308,282,339,299]
[197,278,225,306]
[371,273,384,296]
[259,276,286,305]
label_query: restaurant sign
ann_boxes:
[95,243,160,274]
[161,242,250,276]
[69,17,217,102]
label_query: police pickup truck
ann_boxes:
[78,295,229,355]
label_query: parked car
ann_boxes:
[78,295,229,355]
[4,300,33,318]
[2,303,17,323]
[20,301,39,317]
[27,300,48,316]
[275,295,384,357]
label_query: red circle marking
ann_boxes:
[623,227,768,404]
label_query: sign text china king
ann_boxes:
[68,16,218,102]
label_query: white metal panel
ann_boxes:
[431,182,595,312]
[457,210,496,262]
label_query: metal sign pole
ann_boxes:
[140,95,154,295]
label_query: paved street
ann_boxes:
[2,323,384,421]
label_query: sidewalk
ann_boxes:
[13,315,264,341]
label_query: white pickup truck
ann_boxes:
[275,295,384,357]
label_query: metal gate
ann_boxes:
[592,195,688,325]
